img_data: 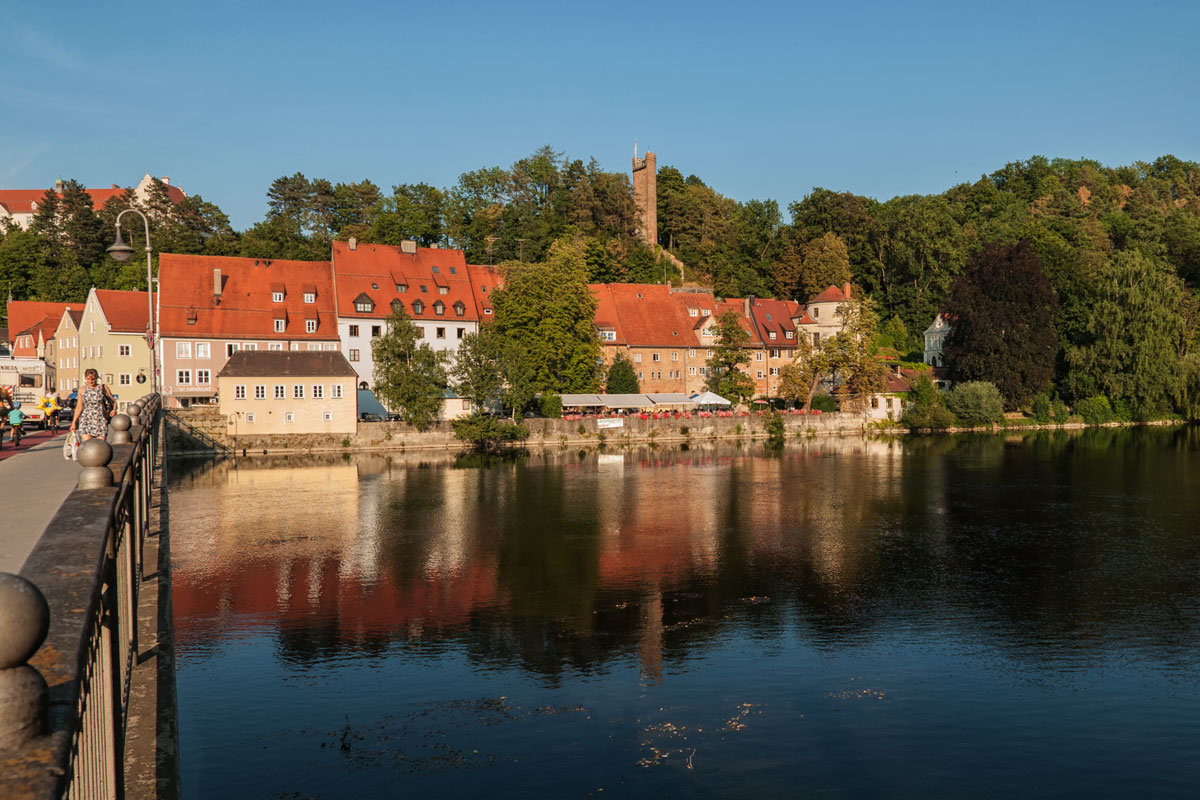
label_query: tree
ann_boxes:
[605,353,639,393]
[1064,250,1191,416]
[451,328,503,411]
[371,183,445,246]
[942,239,1060,409]
[780,297,885,412]
[944,381,1005,425]
[490,236,601,392]
[372,304,448,429]
[900,374,956,429]
[265,173,313,236]
[499,339,538,421]
[797,232,853,301]
[704,312,756,404]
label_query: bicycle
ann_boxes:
[10,422,22,448]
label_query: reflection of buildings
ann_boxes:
[171,441,913,678]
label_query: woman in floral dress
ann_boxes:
[70,368,114,442]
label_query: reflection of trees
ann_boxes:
[171,429,1200,678]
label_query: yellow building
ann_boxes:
[78,288,155,409]
[52,309,83,394]
[217,350,357,435]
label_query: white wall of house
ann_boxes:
[339,316,477,391]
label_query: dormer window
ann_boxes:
[391,299,404,313]
[769,331,777,340]
[438,286,449,295]
[303,293,315,303]
[689,308,698,317]
[412,300,425,315]
[599,330,616,341]
[396,284,408,293]
[701,309,711,317]
[785,330,794,339]
[434,301,445,316]
[272,291,284,303]
[274,319,286,333]
[352,292,374,314]
[453,301,465,316]
[306,319,317,333]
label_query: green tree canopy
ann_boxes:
[371,304,449,429]
[704,312,756,404]
[605,353,639,394]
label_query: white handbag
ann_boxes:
[62,431,81,461]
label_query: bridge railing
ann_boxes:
[1,393,162,800]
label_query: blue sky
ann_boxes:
[3,0,1197,230]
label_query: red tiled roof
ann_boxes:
[158,254,336,340]
[466,264,500,318]
[885,373,913,393]
[747,298,800,343]
[6,301,85,342]
[94,289,155,332]
[332,241,480,323]
[590,283,698,348]
[0,182,186,214]
[808,284,850,304]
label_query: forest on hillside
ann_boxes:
[4,148,1200,414]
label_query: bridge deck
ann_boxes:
[0,431,79,573]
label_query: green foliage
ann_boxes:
[944,381,1005,426]
[371,304,448,430]
[450,329,503,411]
[943,239,1060,409]
[900,374,956,429]
[1031,393,1052,424]
[1051,398,1070,423]
[452,413,530,452]
[810,393,837,412]
[1076,395,1115,424]
[765,411,786,447]
[704,312,756,404]
[605,353,640,394]
[539,392,563,418]
[490,236,601,393]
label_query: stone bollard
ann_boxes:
[77,438,114,489]
[108,413,133,444]
[0,573,50,749]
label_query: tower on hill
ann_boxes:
[632,147,657,248]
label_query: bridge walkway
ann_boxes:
[0,431,78,573]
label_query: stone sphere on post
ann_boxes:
[126,401,143,418]
[77,438,114,489]
[0,574,49,669]
[108,413,133,444]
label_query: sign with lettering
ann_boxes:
[596,418,624,429]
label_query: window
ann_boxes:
[177,370,191,385]
[371,325,381,337]
[637,371,643,379]
[235,385,246,399]
[313,384,323,399]
[323,411,333,422]
[391,299,404,314]
[769,331,777,340]
[450,267,457,274]
[324,343,337,351]
[689,308,698,317]
[431,266,439,273]
[434,301,445,315]
[420,285,428,293]
[689,366,697,375]
[769,367,780,377]
[755,352,764,362]
[332,384,343,399]
[274,385,285,399]
[119,344,132,357]
[412,300,424,314]
[871,396,880,409]
[396,284,408,293]
[254,385,266,399]
[290,342,299,351]
[652,353,661,362]
[886,397,894,410]
[227,343,241,357]
[771,349,780,359]
[813,332,821,346]
[197,370,211,384]
[349,349,359,362]
[436,327,446,339]
[244,343,257,351]
[274,319,286,333]
[285,412,295,423]
[699,367,707,376]
[671,352,679,361]
[349,324,360,337]
[119,373,131,386]
[812,307,820,318]
[633,353,642,363]
[703,327,716,337]
[785,330,794,340]
[294,385,305,399]
[247,413,256,423]
[457,328,465,339]
[454,302,465,316]
[756,371,764,379]
[355,301,372,313]
[600,330,616,341]
[272,291,284,303]
[97,346,103,358]
[701,309,711,317]
[438,286,449,295]
[306,320,317,333]
[196,342,210,358]
[268,342,283,351]
[303,292,315,303]
[307,343,321,351]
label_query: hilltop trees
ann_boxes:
[942,239,1060,409]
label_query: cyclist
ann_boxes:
[8,401,26,447]
[38,391,62,433]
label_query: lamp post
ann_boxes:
[106,209,157,395]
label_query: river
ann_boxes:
[168,427,1200,798]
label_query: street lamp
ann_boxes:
[107,209,157,394]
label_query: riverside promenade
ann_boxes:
[0,431,78,573]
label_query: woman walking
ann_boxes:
[70,368,115,442]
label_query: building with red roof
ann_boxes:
[74,289,157,409]
[0,174,186,231]
[158,254,338,406]
[332,239,487,390]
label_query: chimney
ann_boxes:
[349,237,357,251]
[744,295,754,318]
[213,268,222,298]
[429,243,439,249]
[843,283,852,299]
[400,240,417,255]
[161,176,170,185]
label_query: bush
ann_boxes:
[765,411,785,447]
[945,382,1005,426]
[1076,395,1114,425]
[810,393,837,413]
[899,374,955,430]
[1031,394,1052,424]
[452,414,530,452]
[539,393,562,419]
[1051,399,1069,423]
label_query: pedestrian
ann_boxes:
[70,368,115,443]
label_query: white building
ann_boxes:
[924,314,951,367]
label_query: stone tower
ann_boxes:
[632,149,657,247]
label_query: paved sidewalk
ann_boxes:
[0,432,80,573]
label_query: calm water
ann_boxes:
[169,428,1200,798]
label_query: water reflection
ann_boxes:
[170,426,1200,797]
